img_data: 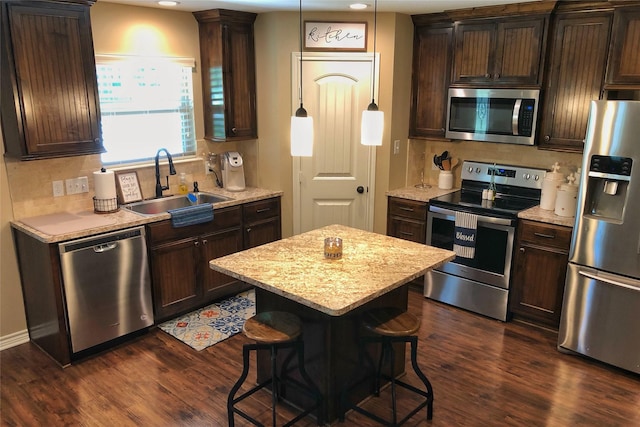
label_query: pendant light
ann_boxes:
[361,0,384,146]
[291,0,313,156]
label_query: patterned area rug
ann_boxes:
[158,289,255,351]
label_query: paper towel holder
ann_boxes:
[93,196,119,214]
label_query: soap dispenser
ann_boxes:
[540,162,564,210]
[554,173,578,217]
[178,173,188,195]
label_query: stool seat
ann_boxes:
[243,311,302,343]
[362,307,420,337]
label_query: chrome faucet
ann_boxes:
[155,148,176,198]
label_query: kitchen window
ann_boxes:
[95,55,197,165]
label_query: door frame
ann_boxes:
[291,51,379,235]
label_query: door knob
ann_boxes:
[357,186,365,194]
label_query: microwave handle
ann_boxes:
[512,99,522,136]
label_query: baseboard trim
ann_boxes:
[0,329,29,351]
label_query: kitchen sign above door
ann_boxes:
[305,21,367,51]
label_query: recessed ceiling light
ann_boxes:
[158,1,179,6]
[350,3,369,10]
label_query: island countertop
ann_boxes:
[209,224,455,316]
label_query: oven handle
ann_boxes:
[428,205,514,226]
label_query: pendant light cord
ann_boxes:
[299,0,303,109]
[371,0,377,104]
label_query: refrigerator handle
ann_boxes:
[578,270,640,292]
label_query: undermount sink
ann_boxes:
[123,192,231,216]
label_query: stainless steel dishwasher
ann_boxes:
[59,226,153,353]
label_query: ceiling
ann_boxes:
[99,0,536,15]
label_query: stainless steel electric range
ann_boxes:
[425,161,547,321]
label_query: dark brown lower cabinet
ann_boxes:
[387,197,428,287]
[148,197,282,321]
[510,219,572,330]
[147,206,246,322]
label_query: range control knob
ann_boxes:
[534,175,540,181]
[476,167,481,174]
[468,166,474,173]
[524,173,531,180]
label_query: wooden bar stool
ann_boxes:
[227,311,323,427]
[340,307,434,426]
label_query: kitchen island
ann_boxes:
[209,224,455,422]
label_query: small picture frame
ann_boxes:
[304,21,367,51]
[116,171,143,204]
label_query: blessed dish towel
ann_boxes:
[168,203,214,228]
[453,211,478,259]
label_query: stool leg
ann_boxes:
[409,336,434,420]
[271,345,278,427]
[228,344,252,427]
[388,340,399,426]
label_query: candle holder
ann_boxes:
[324,237,343,259]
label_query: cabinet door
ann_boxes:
[244,217,281,249]
[1,2,102,159]
[539,13,612,152]
[194,10,257,142]
[409,24,453,139]
[510,221,572,329]
[200,228,243,302]
[494,17,546,85]
[223,22,257,140]
[605,7,640,86]
[387,217,426,244]
[452,22,495,84]
[511,242,569,329]
[150,237,200,321]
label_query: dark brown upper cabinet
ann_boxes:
[605,6,640,87]
[1,0,103,160]
[451,16,549,87]
[538,10,612,152]
[409,14,453,139]
[194,9,257,142]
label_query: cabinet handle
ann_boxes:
[399,231,414,237]
[194,241,200,247]
[544,135,550,142]
[246,228,252,233]
[520,247,525,253]
[202,239,208,245]
[533,232,555,239]
[484,73,491,78]
[495,73,500,79]
[231,127,237,134]
[256,208,271,213]
[398,207,414,212]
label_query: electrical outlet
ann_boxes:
[393,140,400,155]
[205,161,212,175]
[52,180,65,197]
[65,176,90,195]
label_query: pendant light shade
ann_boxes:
[291,0,313,157]
[291,106,314,156]
[361,103,384,146]
[361,0,383,146]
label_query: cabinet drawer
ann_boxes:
[388,197,428,221]
[147,206,241,245]
[243,197,280,223]
[518,220,572,250]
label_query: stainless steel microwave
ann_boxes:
[446,88,540,145]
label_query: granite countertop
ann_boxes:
[11,186,283,243]
[209,224,455,316]
[518,206,576,228]
[386,186,459,203]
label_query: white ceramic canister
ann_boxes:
[438,170,453,190]
[540,162,564,210]
[555,174,578,217]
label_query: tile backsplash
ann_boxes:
[407,139,583,189]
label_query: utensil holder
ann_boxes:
[438,171,453,190]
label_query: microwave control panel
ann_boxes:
[518,99,536,137]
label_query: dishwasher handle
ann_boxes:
[93,242,118,253]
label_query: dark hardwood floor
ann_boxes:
[2,288,639,426]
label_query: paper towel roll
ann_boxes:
[94,168,117,200]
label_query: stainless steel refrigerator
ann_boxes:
[558,100,640,374]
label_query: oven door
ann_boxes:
[426,205,516,289]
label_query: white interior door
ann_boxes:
[292,52,377,234]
